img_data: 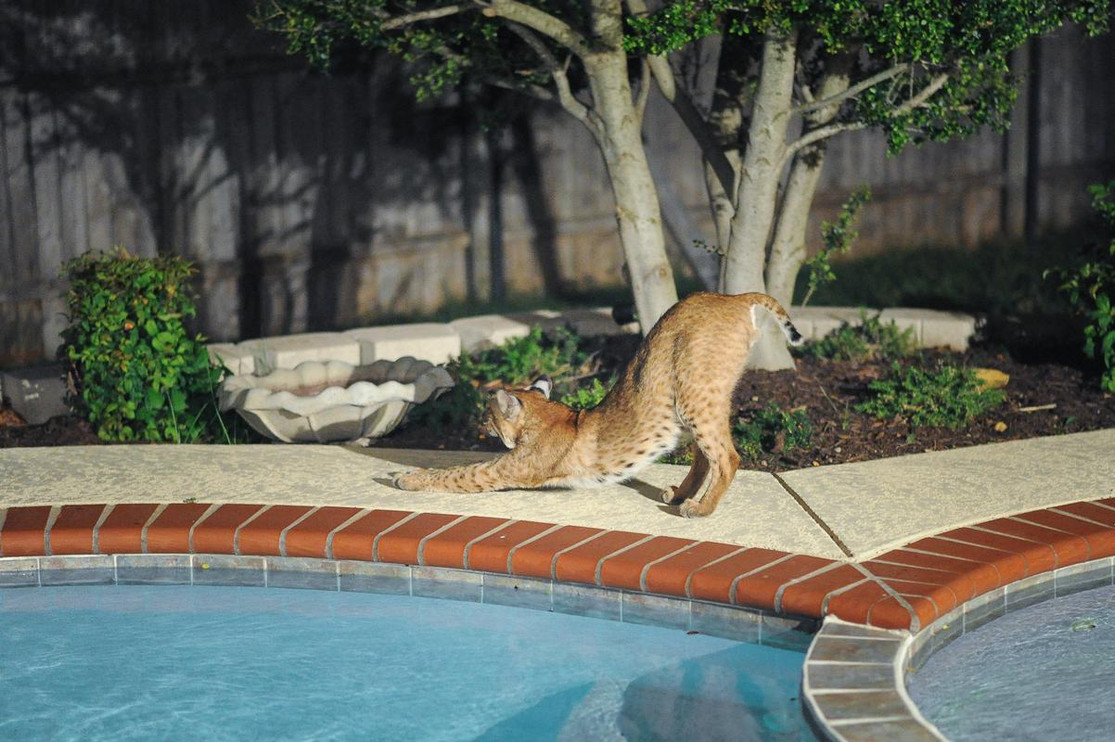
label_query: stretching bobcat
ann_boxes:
[393,292,803,518]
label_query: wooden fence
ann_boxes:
[1,2,1113,365]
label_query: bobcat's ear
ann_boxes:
[530,377,552,399]
[494,389,523,420]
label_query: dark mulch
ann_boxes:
[4,344,1113,473]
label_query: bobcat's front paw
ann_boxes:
[392,471,422,490]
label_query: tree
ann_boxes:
[257,0,680,333]
[627,0,1110,368]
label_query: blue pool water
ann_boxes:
[910,583,1115,741]
[0,585,814,741]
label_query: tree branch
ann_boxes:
[482,0,590,55]
[644,60,737,196]
[381,4,469,31]
[483,74,554,101]
[500,21,600,134]
[794,63,910,115]
[782,71,951,166]
[634,58,651,123]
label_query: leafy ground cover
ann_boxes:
[3,321,1112,472]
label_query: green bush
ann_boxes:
[1046,182,1115,392]
[458,325,590,387]
[559,376,615,411]
[407,325,595,434]
[733,405,813,461]
[804,310,916,362]
[856,361,1005,428]
[61,248,232,442]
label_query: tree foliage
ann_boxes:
[627,0,1109,154]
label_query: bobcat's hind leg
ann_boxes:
[678,427,740,519]
[661,442,709,505]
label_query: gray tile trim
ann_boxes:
[0,554,804,649]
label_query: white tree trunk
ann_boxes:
[721,33,798,370]
[765,66,853,305]
[585,51,678,333]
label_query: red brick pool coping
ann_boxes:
[5,497,1115,632]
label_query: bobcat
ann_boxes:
[392,292,803,518]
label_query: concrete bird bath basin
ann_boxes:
[218,357,454,443]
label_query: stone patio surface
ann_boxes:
[2,427,1112,562]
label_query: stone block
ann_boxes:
[789,306,865,341]
[879,308,976,350]
[235,332,361,372]
[449,315,533,352]
[557,308,637,337]
[920,310,976,351]
[1,365,69,424]
[207,343,256,376]
[344,323,461,365]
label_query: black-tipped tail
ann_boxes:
[783,320,805,346]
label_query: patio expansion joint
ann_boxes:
[851,563,921,632]
[772,472,853,559]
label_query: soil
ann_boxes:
[4,340,1113,474]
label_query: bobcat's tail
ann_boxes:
[746,293,805,346]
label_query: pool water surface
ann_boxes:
[910,582,1115,741]
[0,585,815,741]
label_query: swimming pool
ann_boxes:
[910,582,1115,741]
[0,584,817,741]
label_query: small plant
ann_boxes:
[800,186,871,307]
[856,361,1006,428]
[61,248,236,443]
[805,310,917,362]
[457,326,591,388]
[407,325,595,434]
[1046,181,1115,392]
[733,404,813,461]
[559,376,615,411]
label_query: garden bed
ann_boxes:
[4,328,1112,473]
[365,345,1115,472]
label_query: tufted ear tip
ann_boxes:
[494,389,523,419]
[530,377,552,399]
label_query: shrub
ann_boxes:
[459,326,590,388]
[804,310,916,362]
[407,325,595,434]
[61,248,232,442]
[1046,182,1115,392]
[559,376,615,411]
[733,405,813,461]
[856,361,1005,428]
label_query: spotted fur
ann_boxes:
[393,292,803,518]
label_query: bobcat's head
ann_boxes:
[482,377,556,449]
